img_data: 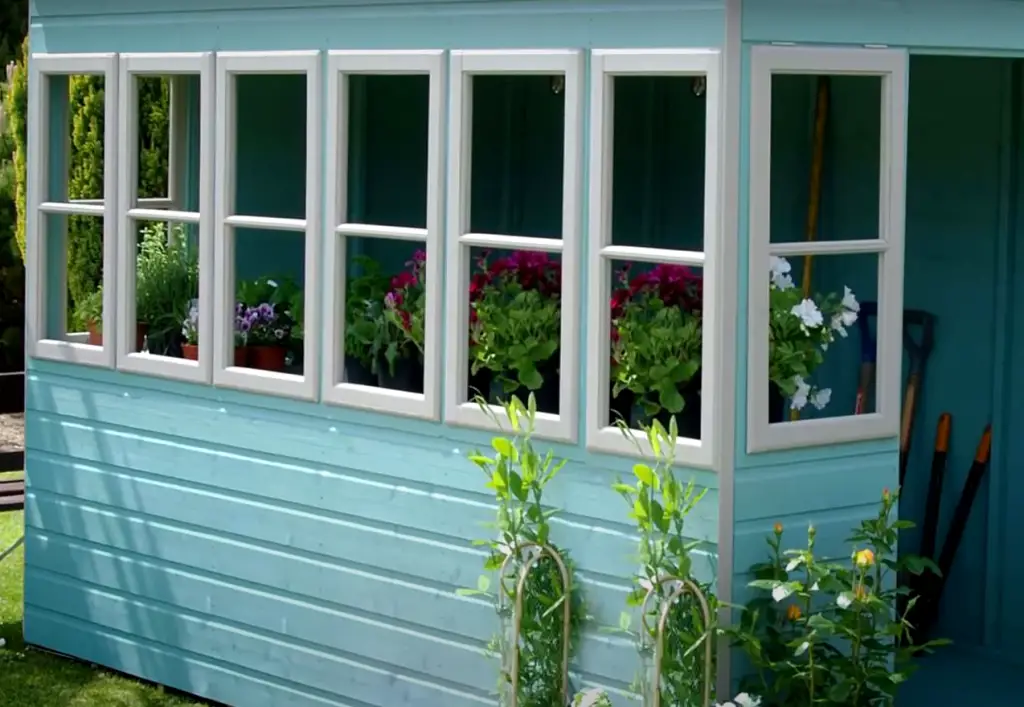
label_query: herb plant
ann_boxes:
[724,488,948,706]
[461,394,586,707]
[344,255,389,370]
[135,222,198,348]
[614,417,718,706]
[74,286,103,331]
[767,256,859,412]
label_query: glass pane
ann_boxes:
[339,236,427,394]
[769,74,883,243]
[49,74,106,203]
[609,260,704,439]
[130,220,199,358]
[467,246,562,414]
[344,75,429,229]
[133,75,201,210]
[468,75,564,238]
[43,213,104,343]
[764,251,878,423]
[232,228,305,375]
[611,75,707,251]
[233,74,307,219]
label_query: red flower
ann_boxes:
[399,310,412,331]
[391,271,416,290]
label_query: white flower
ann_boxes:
[769,256,794,290]
[837,593,853,609]
[790,298,824,329]
[790,376,811,411]
[734,695,762,707]
[830,313,849,338]
[772,583,794,602]
[267,279,279,288]
[842,286,859,313]
[810,387,831,410]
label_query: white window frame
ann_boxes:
[115,53,215,383]
[213,51,322,400]
[26,53,119,368]
[443,50,583,442]
[746,45,907,453]
[321,51,445,419]
[585,49,723,468]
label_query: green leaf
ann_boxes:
[491,437,516,460]
[632,463,657,489]
[618,611,632,632]
[476,575,491,593]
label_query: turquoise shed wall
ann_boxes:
[735,0,1024,681]
[25,1,728,705]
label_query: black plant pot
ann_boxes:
[378,357,424,393]
[609,384,634,426]
[344,355,377,386]
[489,353,559,415]
[628,372,702,439]
[467,366,493,403]
[768,382,787,424]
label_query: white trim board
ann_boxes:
[115,52,215,385]
[26,53,119,369]
[321,50,445,420]
[745,45,908,453]
[443,49,583,442]
[213,50,322,400]
[585,48,723,469]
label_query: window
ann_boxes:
[321,51,445,419]
[116,53,214,383]
[746,46,907,452]
[585,49,723,467]
[26,53,119,368]
[213,51,321,400]
[443,50,583,441]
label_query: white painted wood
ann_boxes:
[27,53,118,369]
[584,49,722,468]
[746,45,908,453]
[213,51,321,401]
[116,52,214,384]
[322,50,444,420]
[443,50,583,442]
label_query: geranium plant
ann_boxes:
[613,417,718,706]
[343,255,389,372]
[611,264,703,420]
[470,250,561,394]
[724,488,948,706]
[378,249,427,376]
[459,394,586,707]
[768,256,859,414]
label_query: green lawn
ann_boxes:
[0,473,207,706]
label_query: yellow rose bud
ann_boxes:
[855,549,875,568]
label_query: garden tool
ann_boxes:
[899,309,937,487]
[854,301,878,414]
[915,424,992,640]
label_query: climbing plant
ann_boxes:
[5,36,26,261]
[460,394,587,707]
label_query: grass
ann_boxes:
[0,471,208,706]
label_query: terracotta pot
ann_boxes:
[247,345,286,372]
[135,322,149,352]
[182,344,199,361]
[234,347,248,367]
[87,321,102,346]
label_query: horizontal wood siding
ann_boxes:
[24,364,719,705]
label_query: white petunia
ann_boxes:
[734,695,762,707]
[769,256,794,290]
[842,286,859,312]
[811,387,831,410]
[790,298,824,329]
[830,313,849,338]
[790,376,811,411]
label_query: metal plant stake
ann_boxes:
[640,574,714,707]
[498,542,573,707]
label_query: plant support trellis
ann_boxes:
[499,541,573,707]
[641,574,714,707]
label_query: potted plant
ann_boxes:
[231,302,248,366]
[181,299,199,360]
[135,222,197,355]
[75,287,104,346]
[237,276,298,372]
[469,250,561,412]
[610,263,703,435]
[378,250,426,392]
[767,256,859,422]
[343,255,388,386]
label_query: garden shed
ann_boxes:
[18,0,1023,705]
